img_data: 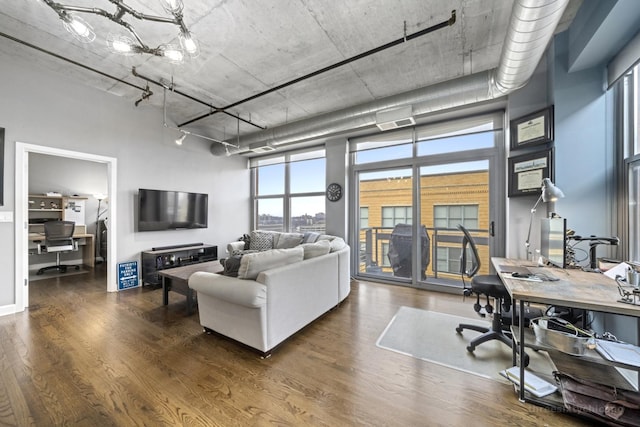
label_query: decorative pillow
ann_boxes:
[222,254,243,277]
[249,230,274,251]
[237,247,304,280]
[227,241,246,255]
[275,232,304,249]
[301,240,331,259]
[302,231,321,243]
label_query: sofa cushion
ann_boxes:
[317,234,347,252]
[329,237,347,252]
[275,232,304,249]
[249,230,274,251]
[301,240,331,259]
[238,246,304,280]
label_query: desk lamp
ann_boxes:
[525,178,564,260]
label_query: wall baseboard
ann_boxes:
[0,304,17,317]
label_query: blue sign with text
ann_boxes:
[118,261,139,290]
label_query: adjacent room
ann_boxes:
[1,0,640,425]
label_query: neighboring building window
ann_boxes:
[437,247,462,274]
[382,206,412,228]
[360,207,369,228]
[252,149,326,233]
[434,204,479,230]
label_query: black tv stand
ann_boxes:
[141,243,217,287]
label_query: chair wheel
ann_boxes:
[466,345,475,353]
[517,353,530,367]
[456,326,463,334]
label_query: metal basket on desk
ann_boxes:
[532,317,594,356]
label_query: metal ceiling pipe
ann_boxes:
[211,0,570,156]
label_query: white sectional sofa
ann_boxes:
[188,231,350,356]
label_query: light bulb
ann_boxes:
[179,31,199,57]
[175,133,187,145]
[160,0,184,13]
[63,14,96,43]
[107,34,137,55]
[162,46,184,63]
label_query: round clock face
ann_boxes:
[326,183,342,202]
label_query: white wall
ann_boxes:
[0,42,250,309]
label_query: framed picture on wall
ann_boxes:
[508,148,553,197]
[0,127,4,206]
[510,106,554,151]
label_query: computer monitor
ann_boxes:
[540,217,567,268]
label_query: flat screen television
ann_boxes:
[138,188,208,231]
[540,217,567,268]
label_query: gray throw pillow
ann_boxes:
[250,230,274,251]
[302,231,321,243]
[222,254,243,277]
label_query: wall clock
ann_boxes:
[326,183,342,202]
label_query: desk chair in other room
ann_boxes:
[36,220,80,275]
[454,224,540,365]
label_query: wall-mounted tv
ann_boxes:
[138,188,208,231]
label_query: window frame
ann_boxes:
[251,147,326,233]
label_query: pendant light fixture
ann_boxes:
[41,0,199,63]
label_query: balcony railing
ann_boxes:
[359,225,490,281]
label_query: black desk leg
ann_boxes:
[519,299,526,402]
[511,296,517,367]
[162,277,169,306]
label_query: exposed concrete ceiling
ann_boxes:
[0,0,583,149]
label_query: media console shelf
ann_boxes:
[141,243,217,287]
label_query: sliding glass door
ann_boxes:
[357,168,414,281]
[351,111,504,291]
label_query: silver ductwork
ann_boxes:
[211,0,570,156]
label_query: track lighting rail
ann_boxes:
[178,9,457,128]
[131,67,265,130]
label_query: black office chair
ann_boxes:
[454,224,538,365]
[36,220,80,275]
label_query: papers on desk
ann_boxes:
[596,340,640,368]
[500,367,558,397]
[501,272,542,282]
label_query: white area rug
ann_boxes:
[376,306,553,383]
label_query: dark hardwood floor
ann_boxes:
[0,266,596,426]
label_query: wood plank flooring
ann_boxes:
[0,266,598,426]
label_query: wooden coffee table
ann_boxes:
[158,260,223,315]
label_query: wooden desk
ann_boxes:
[29,232,95,268]
[493,258,640,403]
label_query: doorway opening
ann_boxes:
[15,142,118,311]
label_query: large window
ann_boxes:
[252,149,326,233]
[621,65,640,262]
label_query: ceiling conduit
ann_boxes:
[211,0,570,156]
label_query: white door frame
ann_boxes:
[15,142,118,310]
